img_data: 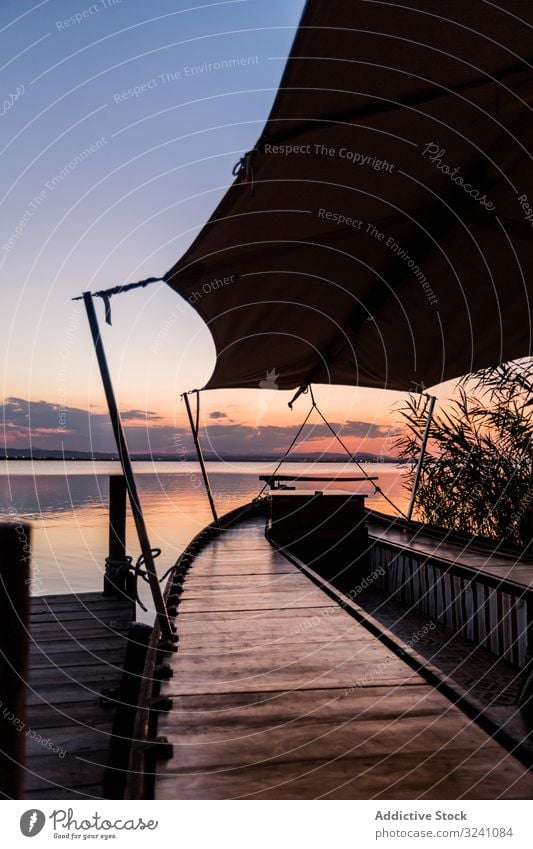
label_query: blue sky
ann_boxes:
[1,0,447,455]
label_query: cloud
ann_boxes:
[342,420,401,438]
[121,409,161,421]
[1,396,396,456]
[199,420,396,456]
[1,396,114,452]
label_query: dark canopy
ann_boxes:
[164,0,533,392]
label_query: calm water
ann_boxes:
[0,461,409,607]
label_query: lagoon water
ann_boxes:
[0,461,409,612]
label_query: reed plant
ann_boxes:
[396,361,533,545]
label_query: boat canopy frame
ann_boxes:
[75,276,442,546]
[80,290,174,644]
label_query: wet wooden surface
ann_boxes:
[367,518,533,590]
[23,592,133,799]
[156,518,533,799]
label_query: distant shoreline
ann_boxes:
[1,453,404,464]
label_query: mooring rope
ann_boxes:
[104,547,161,611]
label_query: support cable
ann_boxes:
[257,400,316,497]
[311,392,407,519]
[260,385,407,518]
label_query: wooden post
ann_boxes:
[0,523,31,799]
[105,475,136,601]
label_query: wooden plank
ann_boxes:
[24,784,104,800]
[178,590,334,614]
[28,665,125,686]
[157,693,505,772]
[200,542,275,553]
[153,515,533,801]
[166,641,419,695]
[156,748,533,800]
[21,702,114,731]
[30,607,132,623]
[29,604,133,620]
[31,591,113,604]
[190,539,290,560]
[175,608,375,651]
[23,749,109,793]
[29,635,131,654]
[159,685,443,726]
[24,590,132,799]
[24,723,112,759]
[29,649,127,668]
[31,596,133,609]
[184,574,311,593]
[473,565,533,586]
[190,559,295,577]
[27,685,112,707]
[29,620,130,637]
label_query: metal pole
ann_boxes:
[407,394,437,521]
[82,292,172,642]
[183,392,219,525]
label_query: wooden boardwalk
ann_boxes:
[155,517,533,799]
[23,592,133,799]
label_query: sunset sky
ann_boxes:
[1,0,457,458]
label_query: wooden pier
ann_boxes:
[0,477,158,800]
[152,516,533,799]
[23,592,133,799]
[3,496,532,800]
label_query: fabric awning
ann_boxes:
[164,0,533,392]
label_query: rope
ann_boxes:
[232,149,256,194]
[73,277,164,324]
[310,391,407,519]
[104,547,161,612]
[258,385,407,518]
[257,399,316,497]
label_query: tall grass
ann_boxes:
[396,361,533,545]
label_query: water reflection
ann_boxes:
[0,461,408,600]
